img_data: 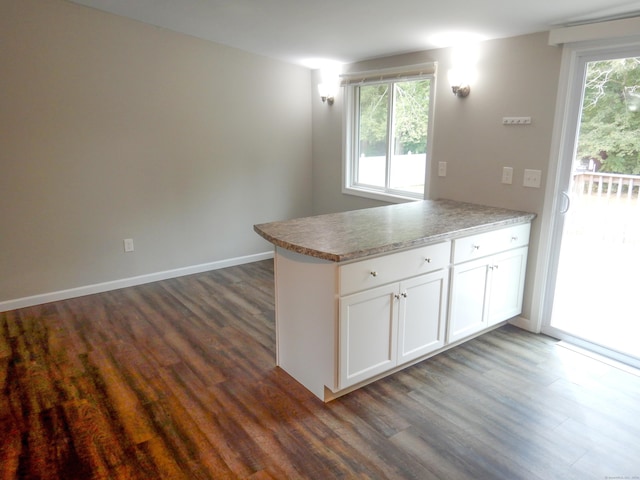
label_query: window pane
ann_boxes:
[390,79,429,193]
[357,84,389,187]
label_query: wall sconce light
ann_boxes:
[317,66,340,105]
[318,82,336,105]
[448,44,478,99]
[448,69,471,97]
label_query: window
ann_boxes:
[343,65,436,202]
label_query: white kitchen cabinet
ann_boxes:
[448,258,490,342]
[338,267,449,389]
[260,202,534,402]
[397,269,448,364]
[339,241,451,296]
[448,224,530,343]
[486,247,528,326]
[339,283,398,389]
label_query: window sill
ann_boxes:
[342,186,424,204]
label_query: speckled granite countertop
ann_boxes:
[254,199,536,262]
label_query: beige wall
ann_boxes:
[311,32,563,327]
[0,0,563,324]
[0,0,312,303]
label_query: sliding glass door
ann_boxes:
[542,46,640,367]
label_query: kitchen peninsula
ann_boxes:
[254,200,536,401]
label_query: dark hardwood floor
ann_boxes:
[1,259,639,479]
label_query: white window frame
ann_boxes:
[342,64,437,203]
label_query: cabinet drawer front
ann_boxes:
[453,223,530,264]
[339,242,451,296]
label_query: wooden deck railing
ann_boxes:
[572,172,640,202]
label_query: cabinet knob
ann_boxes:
[473,245,480,250]
[511,236,518,241]
[401,292,408,298]
[424,257,432,263]
[394,294,400,300]
[370,271,378,277]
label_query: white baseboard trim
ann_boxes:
[508,315,538,333]
[0,251,274,313]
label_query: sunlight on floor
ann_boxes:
[557,341,640,378]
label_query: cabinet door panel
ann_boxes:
[398,270,448,364]
[339,284,398,389]
[487,247,528,325]
[449,259,489,342]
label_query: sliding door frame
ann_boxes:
[531,36,640,367]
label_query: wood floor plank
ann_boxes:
[370,376,542,480]
[2,259,640,479]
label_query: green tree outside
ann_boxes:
[578,57,640,175]
[358,79,430,157]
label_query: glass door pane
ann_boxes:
[550,56,640,361]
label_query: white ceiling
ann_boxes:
[70,0,640,68]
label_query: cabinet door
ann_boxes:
[339,283,399,389]
[397,270,449,364]
[486,247,528,326]
[449,258,490,343]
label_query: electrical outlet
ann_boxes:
[438,161,447,177]
[502,166,513,184]
[523,169,542,188]
[123,238,134,252]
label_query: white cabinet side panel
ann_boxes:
[275,248,337,399]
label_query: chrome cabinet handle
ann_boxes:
[370,271,378,277]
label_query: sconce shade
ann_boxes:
[448,44,478,99]
[447,69,470,97]
[447,68,463,89]
[318,82,336,105]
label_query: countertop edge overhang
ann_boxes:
[254,199,537,263]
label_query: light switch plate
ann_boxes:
[438,161,447,177]
[523,169,542,188]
